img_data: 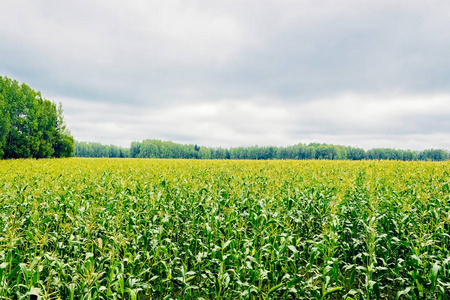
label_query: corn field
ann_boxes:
[0,158,449,299]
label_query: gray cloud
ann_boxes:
[1,0,450,150]
[59,94,450,149]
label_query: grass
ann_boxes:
[0,158,449,299]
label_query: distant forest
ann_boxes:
[75,140,449,161]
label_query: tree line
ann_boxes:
[0,76,74,159]
[75,141,130,158]
[75,139,450,161]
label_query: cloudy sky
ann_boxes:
[1,0,450,150]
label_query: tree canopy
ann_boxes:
[75,141,129,158]
[75,139,449,161]
[0,76,74,159]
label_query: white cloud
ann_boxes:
[60,93,450,150]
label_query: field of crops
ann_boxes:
[0,158,449,299]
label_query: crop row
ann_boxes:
[0,159,449,299]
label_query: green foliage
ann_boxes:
[75,141,129,158]
[0,75,74,159]
[420,149,449,161]
[53,103,74,158]
[1,159,449,299]
[0,93,10,159]
[76,139,449,162]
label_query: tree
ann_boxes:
[0,92,10,159]
[0,76,74,159]
[130,141,141,158]
[346,147,366,160]
[52,103,74,157]
[421,149,448,161]
[74,138,450,162]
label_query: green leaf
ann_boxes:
[19,263,29,285]
[223,240,232,250]
[430,263,440,290]
[349,269,356,287]
[373,282,380,300]
[267,282,285,295]
[288,245,298,253]
[396,287,411,299]
[287,277,302,287]
[323,286,343,297]
[8,265,20,281]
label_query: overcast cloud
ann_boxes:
[1,0,450,150]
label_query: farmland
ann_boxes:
[0,158,449,299]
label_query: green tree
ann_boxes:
[420,149,448,161]
[0,76,74,159]
[0,91,10,159]
[52,103,74,157]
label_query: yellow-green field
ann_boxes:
[0,158,449,299]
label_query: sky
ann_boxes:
[1,0,450,150]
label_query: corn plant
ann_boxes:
[0,158,449,299]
